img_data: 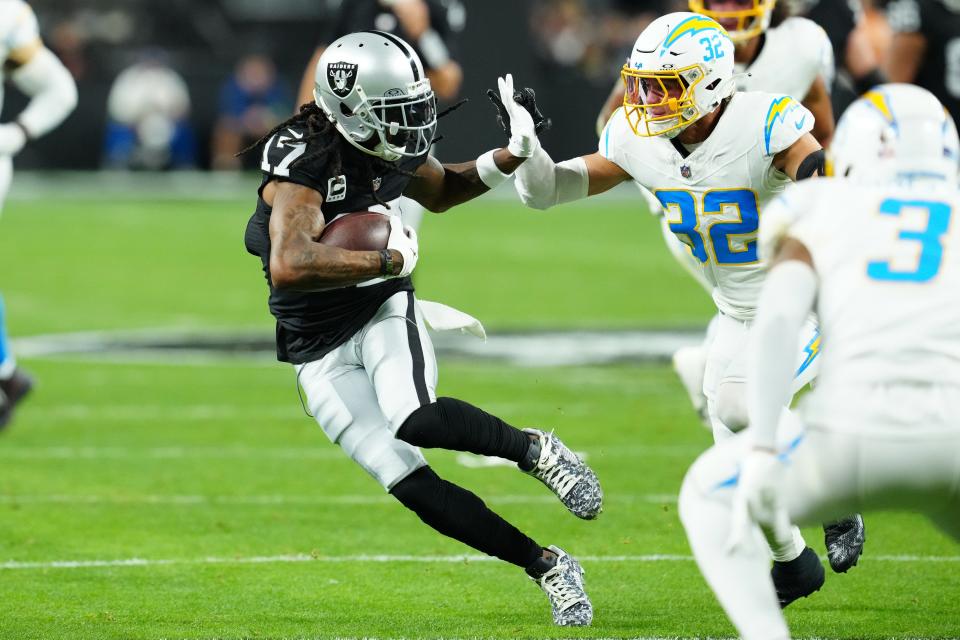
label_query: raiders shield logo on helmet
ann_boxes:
[327,62,358,98]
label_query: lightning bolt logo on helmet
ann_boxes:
[621,12,736,139]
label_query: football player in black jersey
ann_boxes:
[885,0,960,126]
[242,31,600,626]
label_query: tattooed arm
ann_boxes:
[403,151,524,213]
[264,181,403,289]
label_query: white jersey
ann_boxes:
[600,91,813,320]
[0,0,40,114]
[737,17,834,101]
[763,178,960,390]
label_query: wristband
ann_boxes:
[378,249,394,275]
[477,149,511,189]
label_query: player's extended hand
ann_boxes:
[387,215,419,278]
[0,123,27,156]
[486,74,552,158]
[726,448,792,555]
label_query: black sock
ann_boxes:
[397,397,533,464]
[391,466,543,568]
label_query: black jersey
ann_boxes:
[321,0,464,71]
[797,0,861,78]
[244,122,428,364]
[887,0,960,124]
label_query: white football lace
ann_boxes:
[542,565,584,612]
[534,436,580,498]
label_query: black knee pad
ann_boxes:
[390,465,443,514]
[396,401,445,448]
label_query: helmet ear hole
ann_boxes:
[705,79,721,91]
[340,102,354,117]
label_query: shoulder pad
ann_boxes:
[762,95,814,156]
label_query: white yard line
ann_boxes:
[0,444,700,460]
[0,493,678,506]
[12,327,704,367]
[0,552,956,571]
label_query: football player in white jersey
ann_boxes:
[0,0,78,427]
[501,11,862,601]
[598,0,835,431]
[597,1,834,143]
[678,83,960,639]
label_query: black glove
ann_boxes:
[486,86,553,138]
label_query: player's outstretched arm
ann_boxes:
[404,150,525,212]
[515,149,628,211]
[265,181,414,289]
[403,74,545,212]
[0,40,77,156]
[726,235,817,550]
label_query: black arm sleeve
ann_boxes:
[797,149,826,180]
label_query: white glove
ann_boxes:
[497,74,538,158]
[387,215,419,278]
[726,448,792,555]
[0,123,27,156]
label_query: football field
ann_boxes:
[0,187,957,639]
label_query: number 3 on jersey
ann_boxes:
[867,198,953,283]
[656,189,760,265]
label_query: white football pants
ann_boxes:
[295,291,438,490]
[679,382,960,640]
[704,312,821,441]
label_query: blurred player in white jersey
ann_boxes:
[502,11,862,601]
[678,83,960,638]
[598,0,834,429]
[0,0,78,427]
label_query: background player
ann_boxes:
[507,12,862,600]
[0,0,77,428]
[679,83,960,639]
[595,0,834,428]
[244,31,600,626]
[885,0,960,125]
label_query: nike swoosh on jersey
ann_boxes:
[794,116,807,130]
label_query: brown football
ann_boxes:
[318,211,391,251]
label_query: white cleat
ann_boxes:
[531,546,593,626]
[522,428,602,519]
[671,345,709,428]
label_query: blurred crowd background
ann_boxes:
[1,0,951,170]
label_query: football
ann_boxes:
[318,211,391,251]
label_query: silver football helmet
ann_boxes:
[831,83,959,186]
[314,31,437,162]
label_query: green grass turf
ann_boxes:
[0,194,956,638]
[0,197,712,337]
[0,358,957,640]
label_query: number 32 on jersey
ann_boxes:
[656,189,760,265]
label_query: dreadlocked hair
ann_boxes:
[240,97,469,209]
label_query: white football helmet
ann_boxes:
[621,12,736,139]
[314,31,437,162]
[831,83,959,186]
[688,0,777,43]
